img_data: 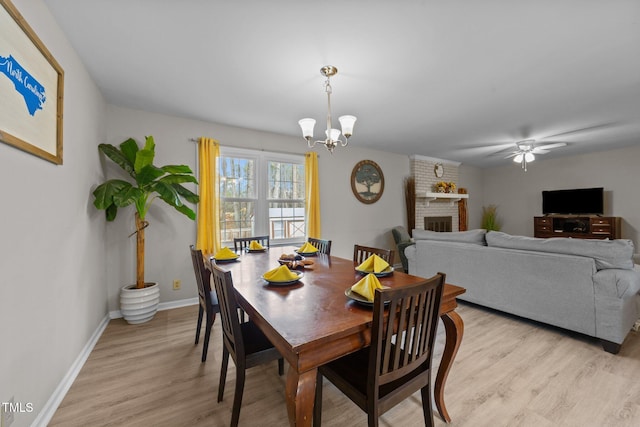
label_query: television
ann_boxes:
[542,187,604,215]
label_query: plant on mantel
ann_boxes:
[92,136,199,289]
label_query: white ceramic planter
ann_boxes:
[120,282,160,324]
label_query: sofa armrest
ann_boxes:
[594,268,640,298]
[396,241,415,273]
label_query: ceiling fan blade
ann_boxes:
[536,142,567,150]
[445,142,515,157]
[504,152,520,159]
[532,148,549,154]
[489,146,521,157]
[542,123,618,140]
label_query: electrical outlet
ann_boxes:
[173,279,181,290]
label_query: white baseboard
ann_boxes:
[34,298,199,426]
[109,297,199,319]
[31,314,110,427]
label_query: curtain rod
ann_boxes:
[188,138,318,157]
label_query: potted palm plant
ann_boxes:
[93,136,199,324]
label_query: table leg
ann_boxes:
[285,365,317,427]
[435,310,464,423]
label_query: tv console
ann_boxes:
[534,216,620,240]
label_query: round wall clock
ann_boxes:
[434,163,444,178]
[351,160,385,204]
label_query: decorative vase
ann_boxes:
[120,282,160,324]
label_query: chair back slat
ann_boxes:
[233,235,270,252]
[209,259,245,362]
[308,237,332,255]
[402,294,419,366]
[370,273,445,387]
[190,245,210,303]
[410,293,427,361]
[353,244,395,265]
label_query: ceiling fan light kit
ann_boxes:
[508,139,566,172]
[298,65,356,154]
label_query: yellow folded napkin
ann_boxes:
[297,242,318,253]
[214,246,238,260]
[357,254,390,273]
[249,240,264,250]
[263,265,300,282]
[351,273,384,301]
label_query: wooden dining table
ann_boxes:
[214,246,465,426]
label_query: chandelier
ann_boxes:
[298,66,357,154]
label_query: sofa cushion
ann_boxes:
[411,229,487,246]
[486,231,635,270]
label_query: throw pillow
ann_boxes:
[411,229,487,246]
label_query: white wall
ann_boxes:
[0,1,107,426]
[480,144,640,248]
[105,105,411,311]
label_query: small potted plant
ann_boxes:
[481,205,501,231]
[92,136,199,324]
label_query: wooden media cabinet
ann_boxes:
[534,216,621,240]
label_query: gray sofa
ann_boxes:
[405,229,640,353]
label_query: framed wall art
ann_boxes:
[351,159,384,204]
[0,0,64,164]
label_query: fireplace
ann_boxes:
[424,216,452,232]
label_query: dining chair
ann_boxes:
[353,244,395,265]
[307,237,332,255]
[313,272,446,427]
[189,245,220,362]
[233,235,270,252]
[209,259,285,427]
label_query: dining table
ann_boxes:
[213,246,465,426]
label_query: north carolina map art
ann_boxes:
[0,53,46,116]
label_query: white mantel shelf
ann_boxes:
[418,192,469,206]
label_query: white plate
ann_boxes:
[355,266,394,277]
[263,270,304,286]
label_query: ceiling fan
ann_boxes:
[504,139,567,171]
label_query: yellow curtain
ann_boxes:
[305,151,321,238]
[196,137,221,255]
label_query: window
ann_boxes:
[219,148,305,245]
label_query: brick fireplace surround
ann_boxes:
[410,155,465,232]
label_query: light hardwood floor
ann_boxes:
[50,303,640,427]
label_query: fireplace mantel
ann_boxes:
[418,192,469,207]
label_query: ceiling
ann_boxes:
[43,0,640,168]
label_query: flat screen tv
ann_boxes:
[542,187,604,215]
